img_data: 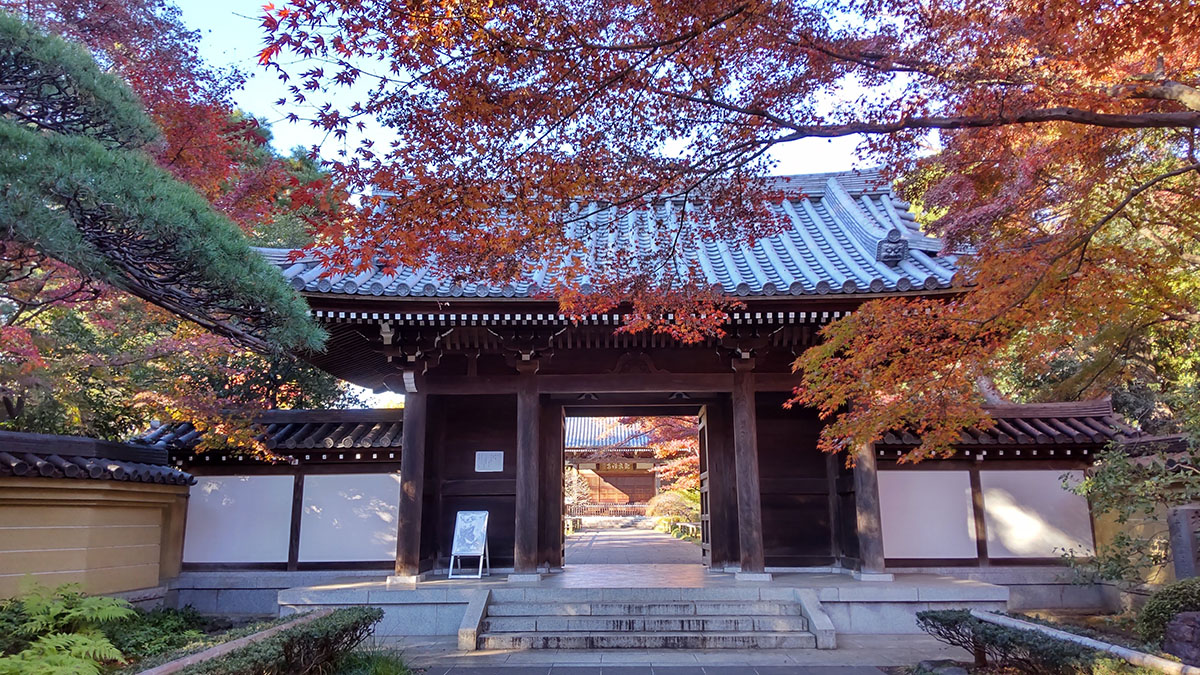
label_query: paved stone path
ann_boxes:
[391,634,970,672]
[420,666,885,674]
[564,529,702,565]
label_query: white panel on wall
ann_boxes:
[980,470,1094,558]
[299,473,402,562]
[878,471,977,559]
[184,475,293,563]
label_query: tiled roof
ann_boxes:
[876,400,1141,447]
[564,417,653,451]
[260,170,958,299]
[132,409,404,452]
[0,450,194,484]
[0,429,193,485]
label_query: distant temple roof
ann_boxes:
[258,170,958,300]
[564,417,653,452]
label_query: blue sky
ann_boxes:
[177,0,867,175]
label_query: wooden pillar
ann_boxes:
[731,358,767,576]
[394,392,427,579]
[538,402,564,570]
[513,365,541,576]
[704,396,740,569]
[853,442,890,578]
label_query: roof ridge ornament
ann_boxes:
[875,228,908,266]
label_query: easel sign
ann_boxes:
[448,510,490,579]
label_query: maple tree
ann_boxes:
[0,6,352,445]
[621,416,700,492]
[262,0,1200,459]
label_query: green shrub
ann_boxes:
[0,583,135,675]
[1089,658,1160,675]
[917,610,1101,674]
[179,607,384,675]
[1136,577,1200,643]
[111,616,292,674]
[647,490,699,519]
[104,606,209,659]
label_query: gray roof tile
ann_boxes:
[258,169,959,299]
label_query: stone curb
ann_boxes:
[457,589,491,651]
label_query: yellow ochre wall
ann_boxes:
[0,478,188,598]
[1091,507,1177,587]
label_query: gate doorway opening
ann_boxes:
[562,412,703,566]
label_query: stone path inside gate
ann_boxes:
[400,633,970,673]
[420,665,887,673]
[564,529,702,565]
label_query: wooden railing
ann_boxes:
[565,503,649,518]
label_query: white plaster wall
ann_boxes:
[299,473,401,562]
[980,470,1094,558]
[184,475,293,563]
[878,471,977,559]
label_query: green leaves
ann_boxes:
[0,583,134,675]
[0,13,158,148]
[0,13,323,353]
[177,607,384,675]
[1065,445,1200,584]
[1137,578,1200,644]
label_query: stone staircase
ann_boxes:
[476,587,819,649]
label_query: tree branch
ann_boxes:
[774,108,1200,139]
[1107,80,1200,112]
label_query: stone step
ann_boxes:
[491,587,772,603]
[478,631,818,650]
[482,614,809,633]
[486,601,803,617]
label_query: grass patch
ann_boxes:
[333,648,411,675]
[112,614,293,673]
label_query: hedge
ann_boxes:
[915,610,1162,675]
[1136,577,1200,644]
[177,607,384,675]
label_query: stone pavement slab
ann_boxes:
[565,529,702,565]
[390,634,968,670]
[417,662,888,667]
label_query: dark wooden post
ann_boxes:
[538,402,564,570]
[704,396,740,570]
[853,442,892,580]
[513,363,541,578]
[393,392,427,581]
[731,358,768,578]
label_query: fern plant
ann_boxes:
[0,583,134,675]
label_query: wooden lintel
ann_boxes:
[537,373,734,393]
[421,376,521,394]
[419,372,804,396]
[561,404,705,417]
[751,373,802,392]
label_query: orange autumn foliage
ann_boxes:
[261,0,1200,459]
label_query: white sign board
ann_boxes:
[474,451,504,473]
[451,510,489,557]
